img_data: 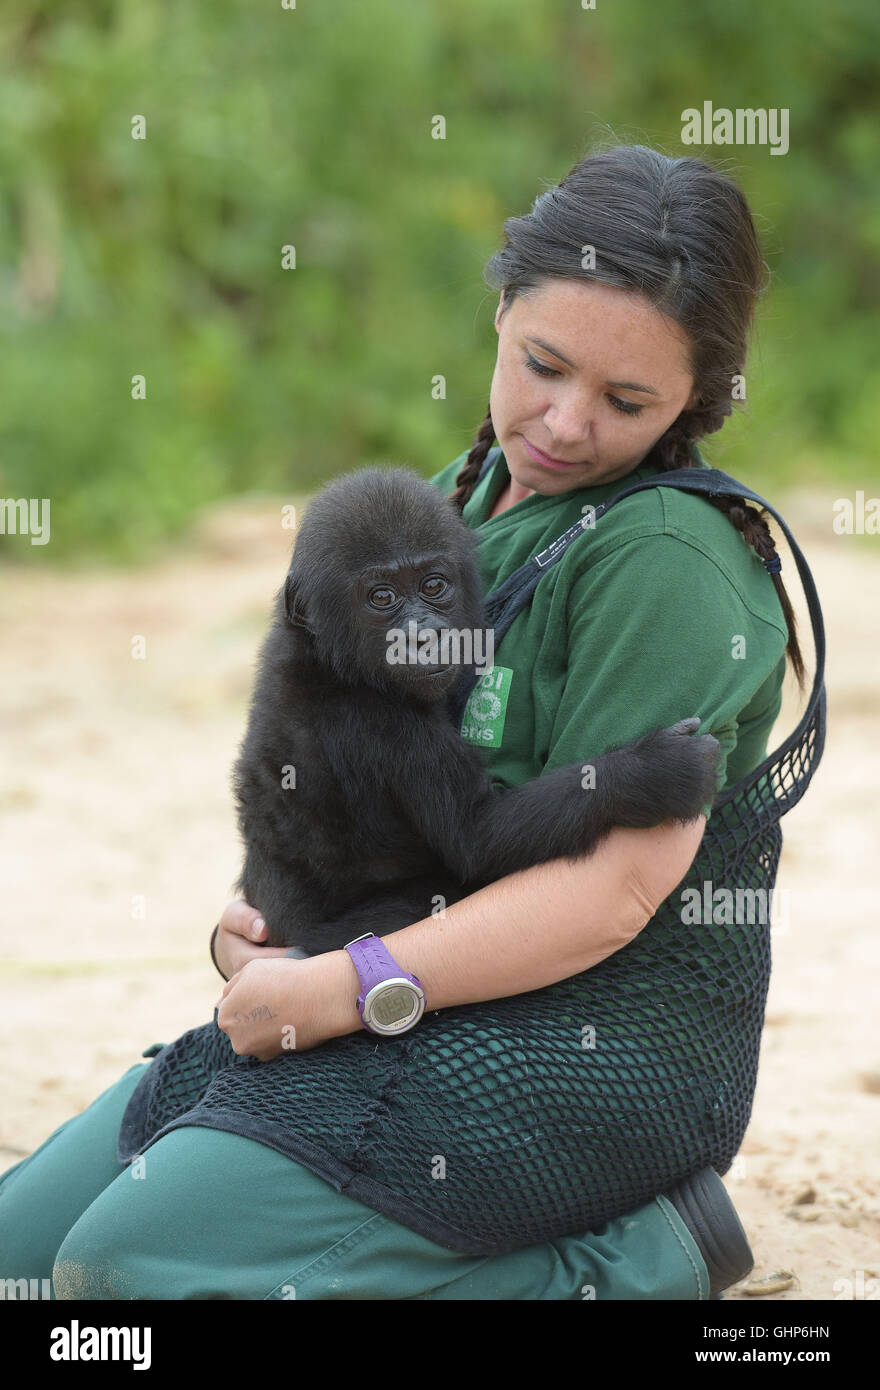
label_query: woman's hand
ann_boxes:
[212,898,291,980]
[215,952,360,1060]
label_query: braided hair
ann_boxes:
[451,144,805,689]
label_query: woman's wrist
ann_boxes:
[304,948,363,1041]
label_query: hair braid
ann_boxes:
[449,404,495,512]
[648,406,806,691]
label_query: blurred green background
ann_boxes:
[1,0,878,563]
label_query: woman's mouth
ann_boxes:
[520,436,592,471]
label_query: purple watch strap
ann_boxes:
[343,934,424,1019]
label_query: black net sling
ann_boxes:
[117,463,827,1256]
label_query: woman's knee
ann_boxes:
[53,1125,293,1300]
[0,1062,151,1290]
[53,1226,136,1300]
[53,1157,182,1300]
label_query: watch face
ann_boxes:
[365,982,424,1033]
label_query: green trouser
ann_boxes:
[0,1060,709,1300]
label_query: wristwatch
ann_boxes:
[344,933,426,1036]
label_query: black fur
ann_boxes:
[233,467,719,952]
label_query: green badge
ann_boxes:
[460,666,513,747]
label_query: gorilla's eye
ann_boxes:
[368,586,397,609]
[421,575,449,599]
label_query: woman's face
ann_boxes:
[490,278,700,493]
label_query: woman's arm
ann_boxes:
[378,814,706,1012]
[216,815,706,1056]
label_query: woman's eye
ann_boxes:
[526,355,644,416]
[524,353,559,378]
[608,395,643,417]
[369,587,396,608]
[421,576,448,598]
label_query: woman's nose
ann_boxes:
[544,399,596,449]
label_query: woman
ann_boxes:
[0,143,807,1299]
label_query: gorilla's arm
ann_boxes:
[376,707,719,888]
[274,710,717,953]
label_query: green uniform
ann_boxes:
[0,447,786,1299]
[439,444,787,812]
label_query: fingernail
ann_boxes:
[251,917,266,939]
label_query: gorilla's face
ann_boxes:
[282,467,487,705]
[285,551,481,704]
[356,553,469,702]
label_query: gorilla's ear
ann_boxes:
[283,572,312,631]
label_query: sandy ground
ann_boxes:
[1,484,878,1301]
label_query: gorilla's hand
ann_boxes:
[213,899,291,980]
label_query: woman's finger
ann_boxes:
[217,927,291,980]
[218,897,267,941]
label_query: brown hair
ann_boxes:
[451,143,805,688]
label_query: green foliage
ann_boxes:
[0,0,877,561]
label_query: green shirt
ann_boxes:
[428,446,788,820]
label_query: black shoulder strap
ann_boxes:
[476,445,504,483]
[452,462,826,803]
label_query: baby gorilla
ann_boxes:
[233,467,719,952]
